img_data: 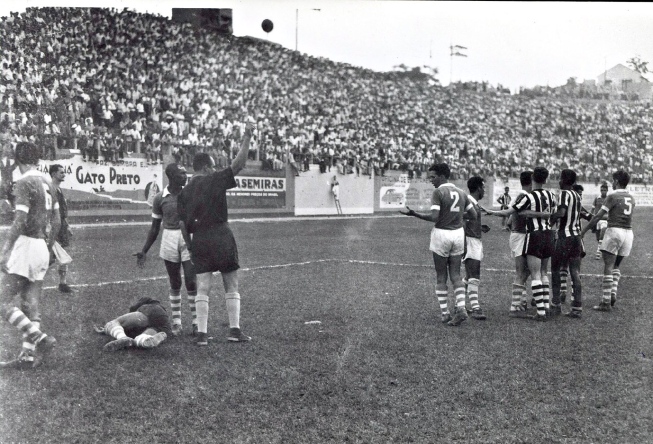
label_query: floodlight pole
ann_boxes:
[295,8,321,52]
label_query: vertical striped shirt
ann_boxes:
[557,189,582,237]
[512,188,557,232]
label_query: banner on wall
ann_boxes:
[379,174,433,211]
[11,156,162,203]
[227,176,286,209]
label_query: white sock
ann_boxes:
[225,292,241,329]
[195,294,209,333]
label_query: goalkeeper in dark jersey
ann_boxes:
[94,297,172,351]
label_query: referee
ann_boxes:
[178,118,255,346]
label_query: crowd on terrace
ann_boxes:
[1,7,652,185]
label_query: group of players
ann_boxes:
[0,115,637,369]
[0,118,256,369]
[401,163,636,325]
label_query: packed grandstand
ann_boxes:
[1,7,652,191]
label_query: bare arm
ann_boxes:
[49,207,61,250]
[400,206,439,223]
[486,207,516,217]
[230,120,255,176]
[0,211,27,270]
[549,206,566,224]
[580,208,607,237]
[140,219,162,255]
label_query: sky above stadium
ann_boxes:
[3,1,653,92]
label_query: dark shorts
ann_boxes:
[123,303,171,337]
[553,235,585,267]
[191,223,240,274]
[524,230,555,259]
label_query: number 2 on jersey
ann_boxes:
[450,191,460,212]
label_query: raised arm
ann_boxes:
[230,119,256,176]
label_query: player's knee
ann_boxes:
[105,319,120,332]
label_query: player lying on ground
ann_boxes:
[94,297,172,351]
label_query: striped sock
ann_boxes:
[541,276,551,310]
[225,292,241,329]
[21,333,36,362]
[436,286,449,315]
[187,290,197,325]
[4,307,44,343]
[454,285,466,309]
[611,269,621,303]
[601,275,614,305]
[511,283,526,310]
[532,280,546,316]
[560,269,568,298]
[467,278,480,310]
[195,294,209,334]
[169,289,182,326]
[105,320,127,340]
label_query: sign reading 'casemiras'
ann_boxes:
[233,177,286,191]
[227,176,286,209]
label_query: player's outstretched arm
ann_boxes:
[486,207,516,217]
[230,118,255,176]
[135,218,162,267]
[400,206,439,223]
[580,208,607,237]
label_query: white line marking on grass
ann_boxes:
[0,214,404,230]
[42,259,651,291]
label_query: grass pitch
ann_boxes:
[1,209,652,443]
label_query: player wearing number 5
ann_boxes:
[580,170,635,312]
[0,142,59,369]
[401,163,477,327]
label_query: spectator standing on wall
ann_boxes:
[497,186,512,231]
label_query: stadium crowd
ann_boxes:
[0,7,652,184]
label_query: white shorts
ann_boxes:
[509,232,527,258]
[430,227,465,258]
[159,229,191,263]
[463,236,483,262]
[601,227,633,257]
[5,235,50,282]
[597,220,608,231]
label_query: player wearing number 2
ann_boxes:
[580,170,635,312]
[401,163,477,327]
[0,142,59,369]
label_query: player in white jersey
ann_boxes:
[581,170,635,311]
